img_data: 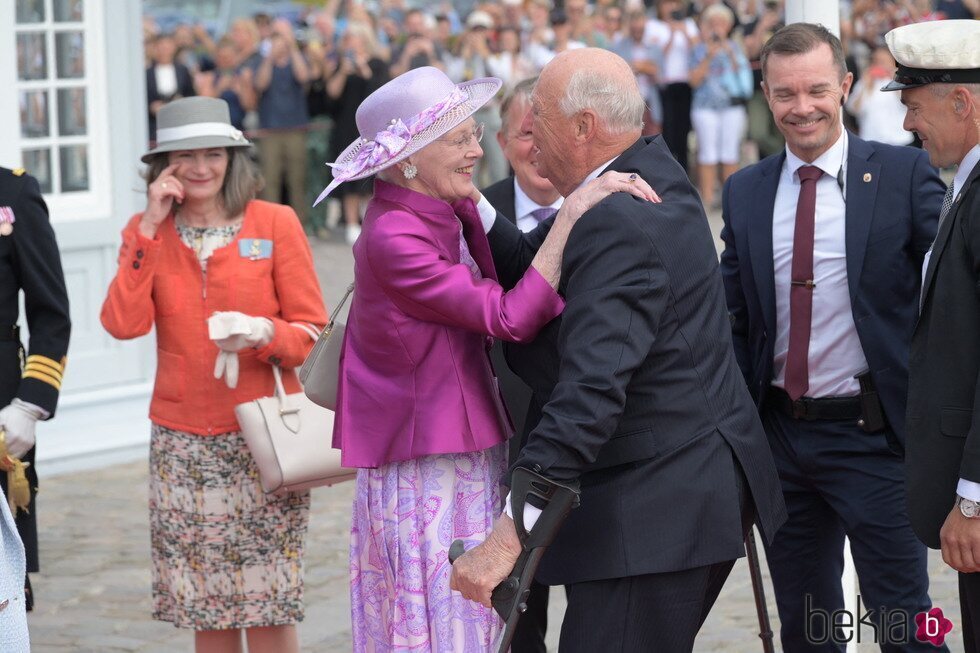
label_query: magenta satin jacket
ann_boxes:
[332,180,564,468]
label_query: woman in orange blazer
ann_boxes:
[101,97,326,653]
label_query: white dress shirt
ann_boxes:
[154,64,178,97]
[771,132,869,398]
[514,180,563,233]
[643,18,698,84]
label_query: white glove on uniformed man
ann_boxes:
[0,399,47,459]
[208,312,275,389]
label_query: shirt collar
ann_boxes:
[953,145,980,199]
[514,178,562,219]
[575,156,620,193]
[784,131,847,181]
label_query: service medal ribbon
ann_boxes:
[0,206,14,237]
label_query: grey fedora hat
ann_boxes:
[142,96,251,163]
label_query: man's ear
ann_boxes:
[950,86,972,117]
[576,109,598,141]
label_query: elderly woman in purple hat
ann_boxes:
[317,67,657,651]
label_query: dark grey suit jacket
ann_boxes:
[488,136,787,585]
[907,158,980,548]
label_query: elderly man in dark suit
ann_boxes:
[482,76,562,653]
[451,47,786,652]
[882,19,980,650]
[721,23,945,652]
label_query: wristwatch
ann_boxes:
[958,495,980,519]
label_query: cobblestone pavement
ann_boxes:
[28,217,965,651]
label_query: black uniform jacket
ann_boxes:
[0,166,71,573]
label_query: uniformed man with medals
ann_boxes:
[0,165,71,612]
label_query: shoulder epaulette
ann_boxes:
[12,168,25,176]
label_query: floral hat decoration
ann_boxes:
[314,66,502,205]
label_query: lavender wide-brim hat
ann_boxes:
[314,67,502,206]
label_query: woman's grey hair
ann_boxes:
[700,3,735,28]
[558,68,645,134]
[142,147,264,218]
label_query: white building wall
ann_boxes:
[3,0,154,475]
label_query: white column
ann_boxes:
[785,0,841,35]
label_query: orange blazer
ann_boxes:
[101,200,327,435]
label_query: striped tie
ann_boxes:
[939,182,955,225]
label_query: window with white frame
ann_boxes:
[15,0,108,217]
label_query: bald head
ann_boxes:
[539,48,645,136]
[527,48,646,194]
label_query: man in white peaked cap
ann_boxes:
[885,19,980,650]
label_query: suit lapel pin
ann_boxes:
[0,206,15,236]
[863,173,872,183]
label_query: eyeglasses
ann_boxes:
[439,123,485,149]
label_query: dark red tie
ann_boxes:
[784,165,824,401]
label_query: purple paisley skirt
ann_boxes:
[350,444,506,652]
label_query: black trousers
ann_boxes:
[659,82,693,173]
[961,573,980,652]
[762,408,943,652]
[555,456,752,652]
[558,558,737,652]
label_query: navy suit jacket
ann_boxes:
[720,133,944,451]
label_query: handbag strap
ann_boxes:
[328,283,355,329]
[271,365,299,415]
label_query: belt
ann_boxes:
[768,386,862,421]
[0,325,19,342]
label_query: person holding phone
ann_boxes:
[326,23,390,244]
[845,45,912,146]
[251,19,311,232]
[645,0,700,171]
[689,4,753,209]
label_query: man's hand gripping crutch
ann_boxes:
[449,467,580,653]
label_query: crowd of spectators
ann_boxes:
[142,0,980,239]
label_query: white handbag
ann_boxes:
[235,365,355,493]
[299,283,353,410]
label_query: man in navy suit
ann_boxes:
[720,23,945,651]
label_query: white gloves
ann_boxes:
[208,312,275,389]
[0,399,46,459]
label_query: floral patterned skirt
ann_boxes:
[350,444,506,652]
[148,424,310,630]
